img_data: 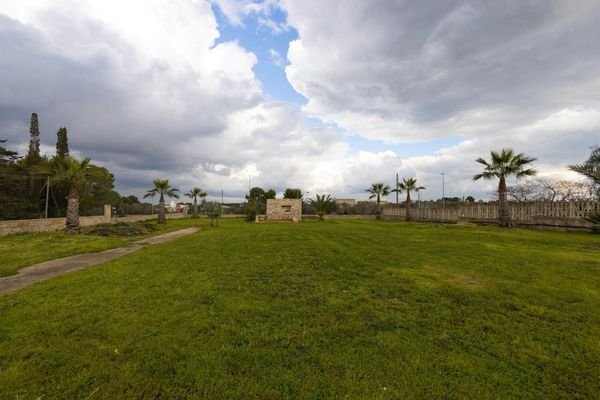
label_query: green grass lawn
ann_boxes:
[0,219,599,399]
[0,217,205,277]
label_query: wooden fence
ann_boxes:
[383,201,599,229]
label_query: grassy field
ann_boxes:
[0,219,599,399]
[0,218,204,277]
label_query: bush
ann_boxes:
[83,221,157,237]
[205,203,223,227]
[586,213,600,234]
[245,206,257,222]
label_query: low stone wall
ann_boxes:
[303,214,378,220]
[0,212,186,236]
[383,201,599,230]
[383,207,458,222]
[0,215,104,236]
[0,215,106,236]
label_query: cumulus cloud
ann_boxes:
[2,0,599,203]
[399,118,600,200]
[0,0,402,201]
[183,101,403,199]
[284,0,600,142]
[278,0,600,198]
[0,0,262,197]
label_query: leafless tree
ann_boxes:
[507,178,595,202]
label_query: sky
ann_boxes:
[0,0,598,202]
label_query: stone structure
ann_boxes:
[0,205,187,236]
[265,199,302,222]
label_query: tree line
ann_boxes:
[239,147,598,227]
[3,114,598,230]
[0,113,125,221]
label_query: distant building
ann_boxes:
[335,198,356,206]
[166,200,188,214]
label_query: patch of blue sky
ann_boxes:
[346,134,464,158]
[211,4,306,104]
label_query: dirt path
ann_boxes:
[0,227,200,296]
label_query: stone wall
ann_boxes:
[303,214,378,220]
[383,200,599,229]
[0,208,187,236]
[266,199,302,221]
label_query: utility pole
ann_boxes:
[221,189,224,205]
[441,173,445,209]
[396,173,399,204]
[44,176,50,218]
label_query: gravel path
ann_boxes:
[0,227,200,296]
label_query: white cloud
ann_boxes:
[209,0,289,34]
[268,48,286,67]
[0,0,264,197]
[283,0,600,143]
[257,15,289,35]
[275,0,600,199]
[2,0,599,203]
[162,100,409,200]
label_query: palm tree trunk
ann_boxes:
[65,184,80,234]
[158,193,166,224]
[193,198,198,218]
[498,176,511,227]
[376,194,381,220]
[406,191,412,221]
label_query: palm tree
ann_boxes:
[568,145,600,186]
[473,149,537,227]
[393,178,425,221]
[309,194,334,221]
[186,187,207,218]
[144,179,179,224]
[366,183,391,219]
[51,156,91,234]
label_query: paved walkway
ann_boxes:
[0,227,200,296]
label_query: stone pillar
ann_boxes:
[104,204,112,223]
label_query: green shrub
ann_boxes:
[586,212,600,234]
[205,203,223,227]
[245,206,257,222]
[82,221,157,237]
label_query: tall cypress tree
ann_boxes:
[26,112,41,164]
[56,127,70,158]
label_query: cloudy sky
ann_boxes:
[1,0,598,202]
